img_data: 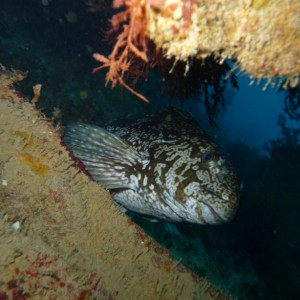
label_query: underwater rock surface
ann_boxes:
[0,66,229,299]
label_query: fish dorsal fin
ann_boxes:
[64,123,148,190]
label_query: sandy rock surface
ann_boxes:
[0,66,229,299]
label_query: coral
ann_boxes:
[147,0,300,84]
[96,0,300,100]
[158,56,238,125]
[93,0,151,103]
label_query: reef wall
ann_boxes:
[147,0,300,84]
[96,0,300,98]
[0,65,229,299]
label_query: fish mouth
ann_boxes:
[196,188,238,225]
[197,201,233,225]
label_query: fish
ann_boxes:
[63,107,239,225]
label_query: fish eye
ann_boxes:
[204,153,213,162]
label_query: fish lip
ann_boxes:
[202,189,230,202]
[198,201,227,224]
[199,189,239,223]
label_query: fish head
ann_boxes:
[194,151,239,225]
[162,142,240,225]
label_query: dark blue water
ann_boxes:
[1,1,299,299]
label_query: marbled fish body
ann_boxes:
[64,108,239,224]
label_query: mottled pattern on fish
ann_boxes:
[64,108,239,224]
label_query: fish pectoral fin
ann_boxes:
[64,123,145,190]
